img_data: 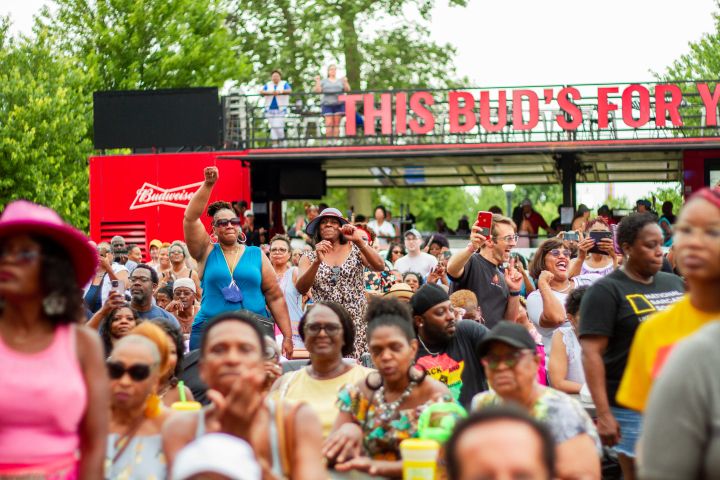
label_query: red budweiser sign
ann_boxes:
[129,181,204,210]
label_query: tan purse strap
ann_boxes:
[276,400,304,479]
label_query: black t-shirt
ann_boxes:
[449,254,508,328]
[415,320,489,408]
[578,269,684,407]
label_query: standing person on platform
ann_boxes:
[617,186,720,412]
[579,213,685,480]
[314,64,350,141]
[260,69,291,146]
[269,234,304,348]
[411,284,489,408]
[297,208,385,358]
[447,214,523,328]
[394,229,437,277]
[0,201,108,479]
[183,167,293,357]
[367,205,396,248]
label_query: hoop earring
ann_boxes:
[238,230,247,244]
[365,371,384,390]
[42,292,67,316]
[144,393,162,418]
[209,232,218,244]
[408,364,427,384]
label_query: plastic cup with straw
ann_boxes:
[171,380,202,411]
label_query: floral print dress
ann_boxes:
[305,244,368,358]
[336,383,454,460]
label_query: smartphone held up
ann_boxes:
[476,211,493,237]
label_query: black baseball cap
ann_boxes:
[477,321,536,357]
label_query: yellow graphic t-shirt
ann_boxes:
[617,296,720,411]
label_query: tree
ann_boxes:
[230,0,467,91]
[0,20,94,229]
[43,0,249,90]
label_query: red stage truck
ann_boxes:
[89,152,251,256]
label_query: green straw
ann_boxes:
[178,380,186,402]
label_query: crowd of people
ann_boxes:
[1,165,718,479]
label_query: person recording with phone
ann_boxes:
[446,213,523,329]
[567,218,617,279]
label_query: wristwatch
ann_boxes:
[509,291,521,297]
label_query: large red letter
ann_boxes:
[622,84,650,128]
[698,83,720,126]
[395,92,408,134]
[479,90,507,133]
[408,92,435,134]
[556,87,583,130]
[341,94,364,136]
[512,89,539,131]
[597,87,619,129]
[448,91,477,133]
[654,84,683,127]
[363,93,392,135]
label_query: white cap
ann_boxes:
[172,433,261,480]
[173,277,196,293]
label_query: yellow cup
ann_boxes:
[400,439,439,480]
[171,401,202,412]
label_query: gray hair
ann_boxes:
[112,334,161,366]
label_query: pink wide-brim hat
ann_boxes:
[0,200,98,285]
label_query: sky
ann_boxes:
[2,0,717,206]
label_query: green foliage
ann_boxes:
[648,184,683,211]
[230,0,467,91]
[656,3,720,82]
[0,21,93,229]
[44,0,249,90]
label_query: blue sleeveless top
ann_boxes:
[194,244,267,326]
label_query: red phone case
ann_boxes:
[477,211,492,237]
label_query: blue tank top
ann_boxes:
[194,244,267,326]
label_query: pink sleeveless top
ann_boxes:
[0,324,87,466]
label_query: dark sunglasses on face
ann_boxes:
[304,323,342,336]
[391,250,402,254]
[214,218,242,228]
[548,249,572,258]
[481,350,533,370]
[106,361,153,381]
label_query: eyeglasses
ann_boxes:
[304,323,342,336]
[106,361,153,381]
[169,249,184,255]
[481,350,533,370]
[493,234,519,243]
[214,218,242,228]
[270,247,288,253]
[548,249,572,258]
[329,266,341,286]
[391,250,403,254]
[129,276,152,283]
[0,249,41,265]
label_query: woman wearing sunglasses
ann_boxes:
[385,241,406,268]
[472,321,600,479]
[272,302,371,437]
[526,238,600,361]
[184,167,293,357]
[105,323,171,479]
[0,201,107,479]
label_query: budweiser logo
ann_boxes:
[129,181,204,210]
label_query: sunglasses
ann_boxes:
[391,250,403,254]
[481,350,533,370]
[329,266,341,286]
[169,249,184,255]
[270,247,288,253]
[214,218,242,228]
[106,361,153,381]
[548,249,572,258]
[0,249,41,265]
[304,323,342,336]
